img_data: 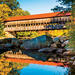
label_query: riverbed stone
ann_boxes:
[70,56,75,60]
[72,61,75,65]
[38,47,57,52]
[11,38,20,47]
[63,51,71,56]
[56,48,66,54]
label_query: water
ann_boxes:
[18,64,69,75]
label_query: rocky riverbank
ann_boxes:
[0,35,75,66]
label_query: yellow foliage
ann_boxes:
[0,72,4,75]
[0,65,4,70]
[48,29,69,37]
[0,4,11,21]
[2,67,12,72]
[3,62,9,67]
[0,55,29,75]
[11,8,30,16]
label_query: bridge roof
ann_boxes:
[5,12,71,22]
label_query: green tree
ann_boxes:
[0,0,20,10]
[24,11,31,15]
[52,0,75,51]
[51,6,71,12]
[57,0,75,18]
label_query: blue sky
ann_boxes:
[18,0,60,15]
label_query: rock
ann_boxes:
[59,36,66,43]
[62,40,69,48]
[38,47,56,52]
[0,43,13,50]
[63,40,69,45]
[48,58,53,62]
[61,43,66,48]
[63,51,71,56]
[51,43,57,48]
[68,61,73,64]
[56,48,66,54]
[11,38,20,47]
[18,50,22,54]
[63,51,75,56]
[12,48,19,54]
[2,38,12,44]
[56,43,62,48]
[53,37,62,48]
[0,39,3,44]
[53,37,60,43]
[20,35,53,50]
[66,61,73,65]
[20,39,30,44]
[72,61,75,65]
[7,51,13,54]
[0,44,5,49]
[70,56,75,60]
[4,43,13,48]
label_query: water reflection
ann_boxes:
[0,56,29,75]
[19,64,69,75]
[7,62,29,75]
[0,53,70,75]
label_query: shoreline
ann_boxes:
[6,58,68,67]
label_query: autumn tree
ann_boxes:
[11,8,30,16]
[0,4,11,36]
[24,11,30,15]
[0,1,30,36]
[0,0,20,10]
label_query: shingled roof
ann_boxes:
[5,12,71,22]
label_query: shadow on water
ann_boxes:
[20,49,52,61]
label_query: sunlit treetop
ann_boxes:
[0,0,20,10]
[0,4,11,21]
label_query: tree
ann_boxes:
[24,11,31,15]
[0,3,30,36]
[0,4,11,21]
[51,6,71,12]
[52,0,75,51]
[0,0,20,10]
[56,0,75,22]
[11,8,30,16]
[0,4,11,36]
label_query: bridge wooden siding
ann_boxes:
[4,16,70,32]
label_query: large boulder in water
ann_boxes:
[0,43,13,49]
[0,38,12,44]
[21,35,53,50]
[11,38,20,47]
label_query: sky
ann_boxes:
[18,0,60,15]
